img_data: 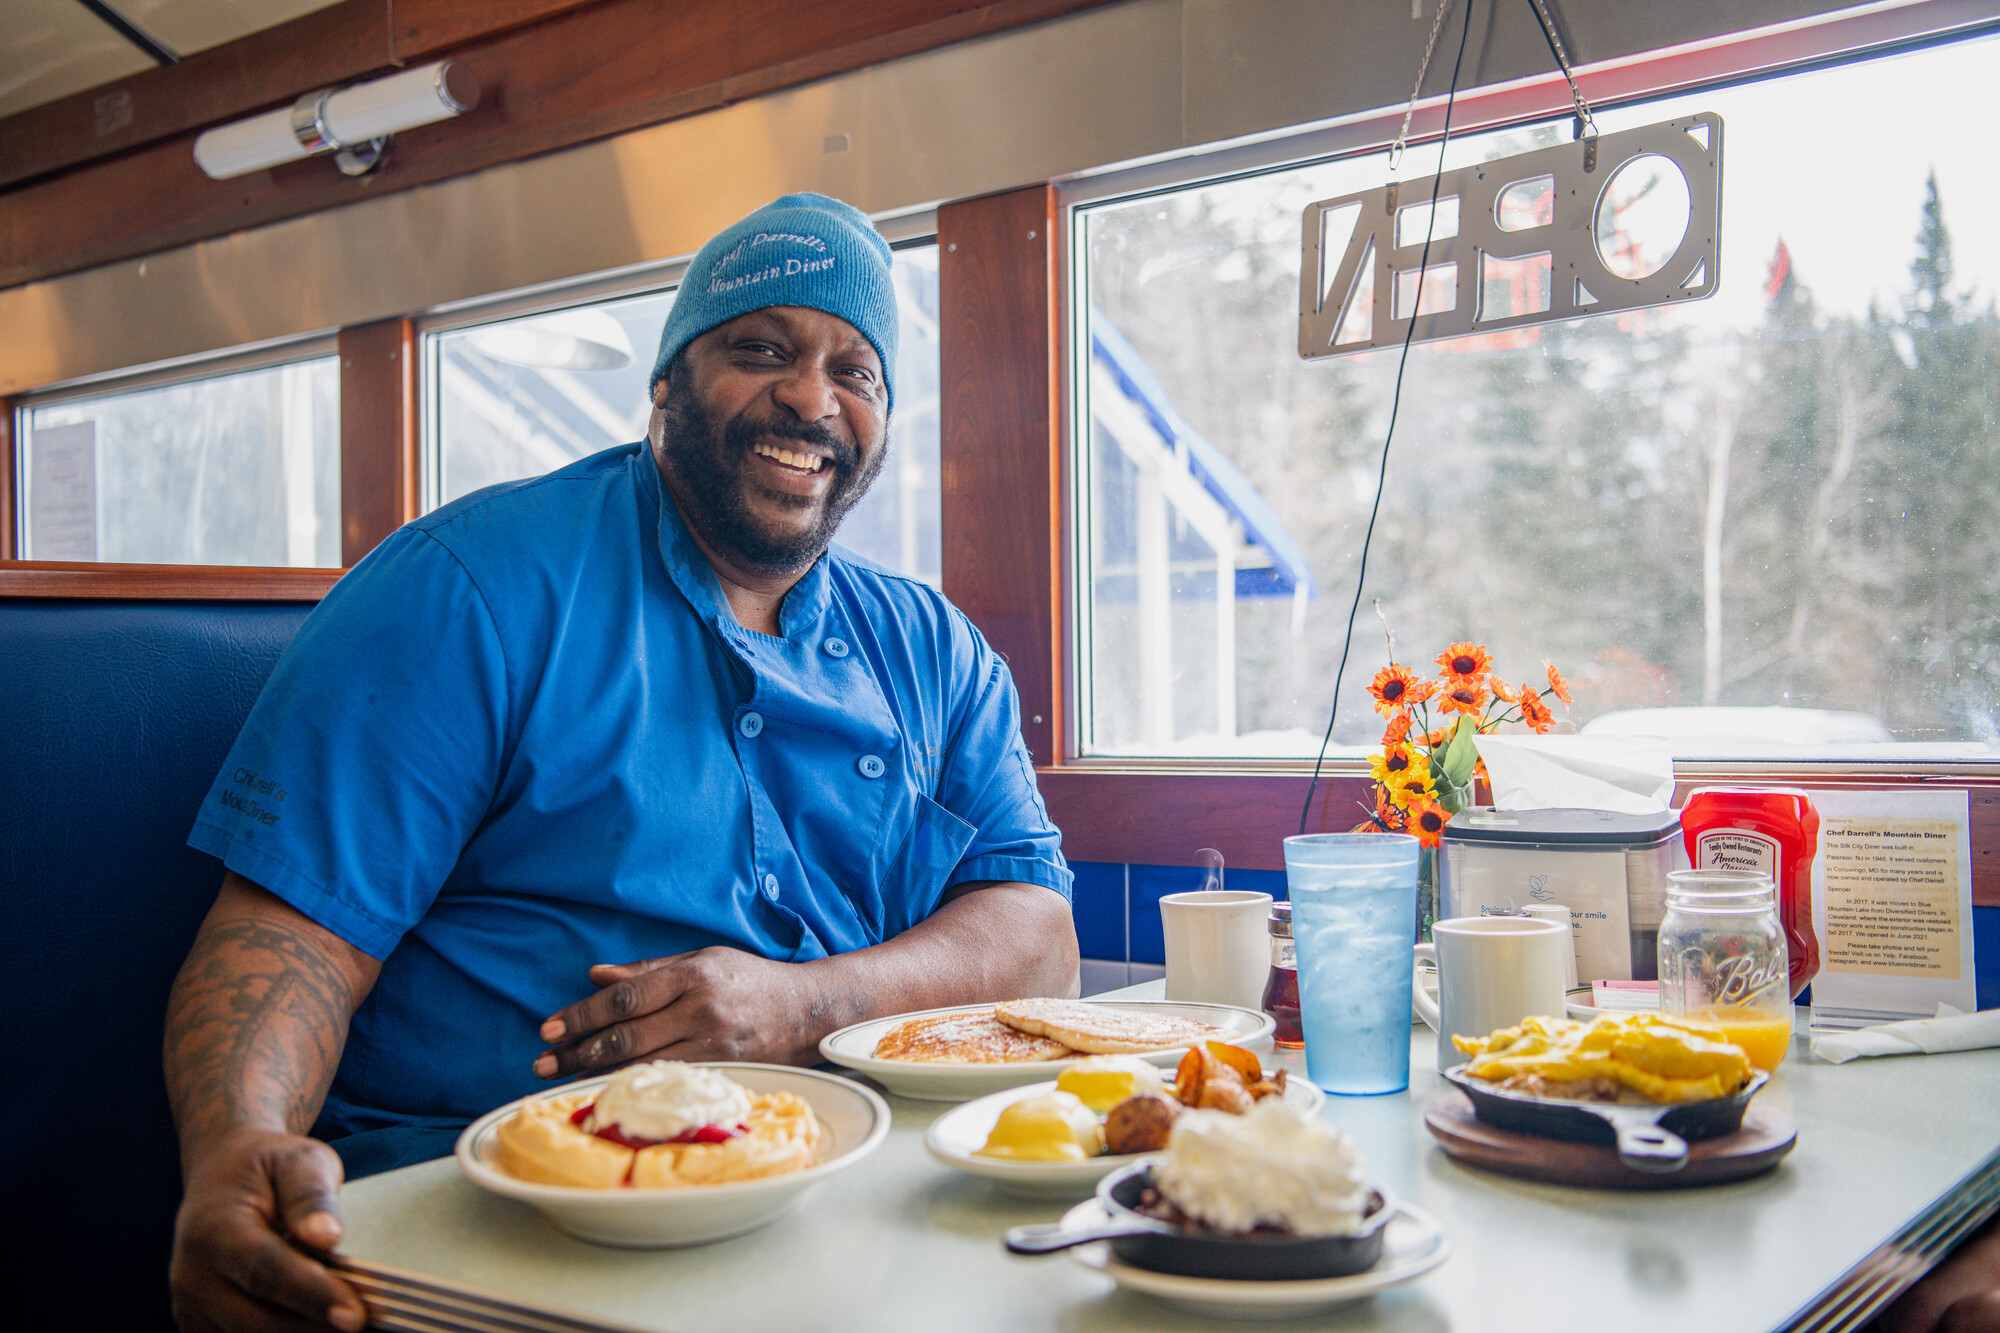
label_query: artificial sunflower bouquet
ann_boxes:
[1357,641,1574,850]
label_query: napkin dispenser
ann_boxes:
[1438,807,1685,984]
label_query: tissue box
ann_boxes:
[1439,807,1684,984]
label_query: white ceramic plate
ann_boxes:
[819,1001,1275,1102]
[455,1063,890,1248]
[1063,1197,1451,1320]
[925,1076,1324,1199]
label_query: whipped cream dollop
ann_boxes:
[1153,1098,1373,1237]
[583,1061,754,1142]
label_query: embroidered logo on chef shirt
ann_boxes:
[912,739,942,786]
[220,766,285,827]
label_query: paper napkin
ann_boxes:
[1810,1004,2000,1064]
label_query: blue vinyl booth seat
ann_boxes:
[1,599,312,1330]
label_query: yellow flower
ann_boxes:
[1392,769,1439,810]
[1369,743,1417,787]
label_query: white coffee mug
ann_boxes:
[1518,903,1579,992]
[1160,890,1274,1010]
[1412,916,1570,1072]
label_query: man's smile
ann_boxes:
[751,441,827,474]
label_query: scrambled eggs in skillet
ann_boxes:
[1452,1014,1753,1104]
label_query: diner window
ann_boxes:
[425,242,943,584]
[1072,33,2000,763]
[15,349,340,567]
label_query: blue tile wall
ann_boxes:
[1076,866,2000,1007]
[1068,861,1126,963]
[1073,860,1287,968]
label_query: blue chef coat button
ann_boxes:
[739,711,764,738]
[762,874,780,898]
[857,754,885,779]
[823,637,850,658]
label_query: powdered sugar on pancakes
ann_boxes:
[994,999,1234,1055]
[871,1011,1073,1063]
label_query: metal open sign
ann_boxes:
[1299,113,1723,358]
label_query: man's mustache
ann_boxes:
[724,413,859,473]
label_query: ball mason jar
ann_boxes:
[1657,869,1792,1071]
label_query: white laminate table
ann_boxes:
[337,987,1999,1333]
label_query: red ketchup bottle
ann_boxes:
[1679,788,1821,998]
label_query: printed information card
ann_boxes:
[1810,788,1976,1028]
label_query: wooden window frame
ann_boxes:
[931,191,2000,904]
[0,321,415,600]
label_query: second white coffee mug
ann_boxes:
[1412,915,1571,1072]
[1160,890,1274,1010]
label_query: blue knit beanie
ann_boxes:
[650,192,898,408]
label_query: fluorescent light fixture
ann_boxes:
[469,310,636,371]
[194,61,480,181]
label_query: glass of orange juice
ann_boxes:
[1657,870,1792,1072]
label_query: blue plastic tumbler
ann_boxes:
[1284,832,1420,1095]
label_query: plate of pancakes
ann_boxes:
[819,997,1275,1102]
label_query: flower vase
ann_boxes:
[1417,845,1439,943]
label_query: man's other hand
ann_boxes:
[169,1126,367,1333]
[536,946,819,1075]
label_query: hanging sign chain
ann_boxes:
[1387,0,1456,174]
[1525,0,1599,141]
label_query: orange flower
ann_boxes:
[1405,679,1439,706]
[1368,662,1421,717]
[1544,661,1573,706]
[1490,677,1519,703]
[1422,727,1455,747]
[1520,687,1555,733]
[1435,642,1494,685]
[1406,795,1450,849]
[1438,682,1487,717]
[1382,713,1413,746]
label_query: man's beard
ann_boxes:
[656,386,887,574]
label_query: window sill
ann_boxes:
[0,561,341,600]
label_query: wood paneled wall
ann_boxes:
[0,0,1118,290]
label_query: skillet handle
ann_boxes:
[1613,1120,1690,1173]
[1005,1221,1144,1255]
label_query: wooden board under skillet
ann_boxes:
[1424,1091,1798,1189]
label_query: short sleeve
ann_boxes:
[932,617,1072,900]
[188,528,511,959]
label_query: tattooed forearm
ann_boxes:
[164,888,378,1159]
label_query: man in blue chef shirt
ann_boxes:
[163,193,1077,1333]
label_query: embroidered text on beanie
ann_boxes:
[649,193,898,408]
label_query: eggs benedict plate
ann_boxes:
[925,1070,1323,1199]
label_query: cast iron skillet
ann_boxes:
[1443,1064,1769,1173]
[1004,1160,1392,1281]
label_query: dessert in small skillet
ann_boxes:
[1141,1098,1377,1239]
[494,1061,822,1188]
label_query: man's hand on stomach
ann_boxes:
[537,946,824,1073]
